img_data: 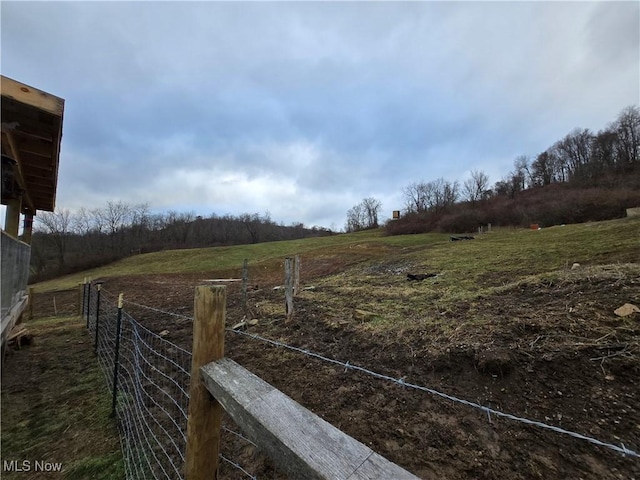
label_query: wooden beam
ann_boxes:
[29,190,54,199]
[2,123,54,142]
[18,159,54,173]
[1,295,28,350]
[2,104,59,131]
[1,75,64,117]
[23,176,54,188]
[4,131,36,212]
[200,358,420,480]
[2,77,63,214]
[12,136,53,158]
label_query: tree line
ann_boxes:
[31,202,332,282]
[346,105,640,233]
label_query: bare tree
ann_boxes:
[463,169,490,203]
[36,208,72,266]
[346,198,381,232]
[531,150,558,186]
[426,178,459,212]
[554,129,593,180]
[103,201,132,235]
[131,203,151,228]
[591,128,619,170]
[513,156,532,190]
[403,178,459,212]
[96,201,132,251]
[403,182,429,213]
[345,203,366,232]
[361,197,382,228]
[614,105,640,167]
[494,174,522,199]
[72,207,93,235]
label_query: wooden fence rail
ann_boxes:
[200,358,419,480]
[185,284,419,480]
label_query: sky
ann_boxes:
[2,1,639,231]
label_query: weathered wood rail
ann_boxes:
[185,285,419,480]
[201,357,419,479]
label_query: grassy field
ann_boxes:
[1,315,124,480]
[33,229,449,292]
[33,216,639,296]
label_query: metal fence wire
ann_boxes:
[85,285,193,480]
[1,230,30,320]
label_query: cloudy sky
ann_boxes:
[2,1,638,230]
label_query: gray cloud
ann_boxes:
[2,1,638,229]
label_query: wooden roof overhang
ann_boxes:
[1,75,64,214]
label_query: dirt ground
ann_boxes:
[32,258,640,479]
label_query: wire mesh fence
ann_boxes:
[1,230,30,332]
[85,284,193,480]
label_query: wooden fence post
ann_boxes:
[185,286,226,480]
[241,259,248,310]
[77,283,83,316]
[86,279,92,328]
[94,284,102,353]
[294,255,300,296]
[80,277,87,317]
[284,258,294,323]
[110,294,124,418]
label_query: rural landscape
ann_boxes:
[3,215,639,479]
[2,2,639,479]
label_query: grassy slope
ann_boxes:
[303,217,639,331]
[34,217,639,297]
[33,230,450,292]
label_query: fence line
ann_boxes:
[1,231,30,349]
[223,425,258,447]
[83,283,257,480]
[221,455,258,480]
[86,286,639,470]
[230,328,639,459]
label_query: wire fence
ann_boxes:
[1,231,30,338]
[229,329,639,458]
[83,283,639,480]
[83,284,256,480]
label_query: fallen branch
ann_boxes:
[589,349,631,362]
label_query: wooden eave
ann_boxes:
[1,75,64,213]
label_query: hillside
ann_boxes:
[388,181,640,235]
[18,216,640,478]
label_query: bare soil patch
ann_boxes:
[72,258,640,479]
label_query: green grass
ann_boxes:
[1,316,125,479]
[34,217,639,300]
[403,217,638,288]
[298,217,640,331]
[33,230,449,292]
[64,452,125,480]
